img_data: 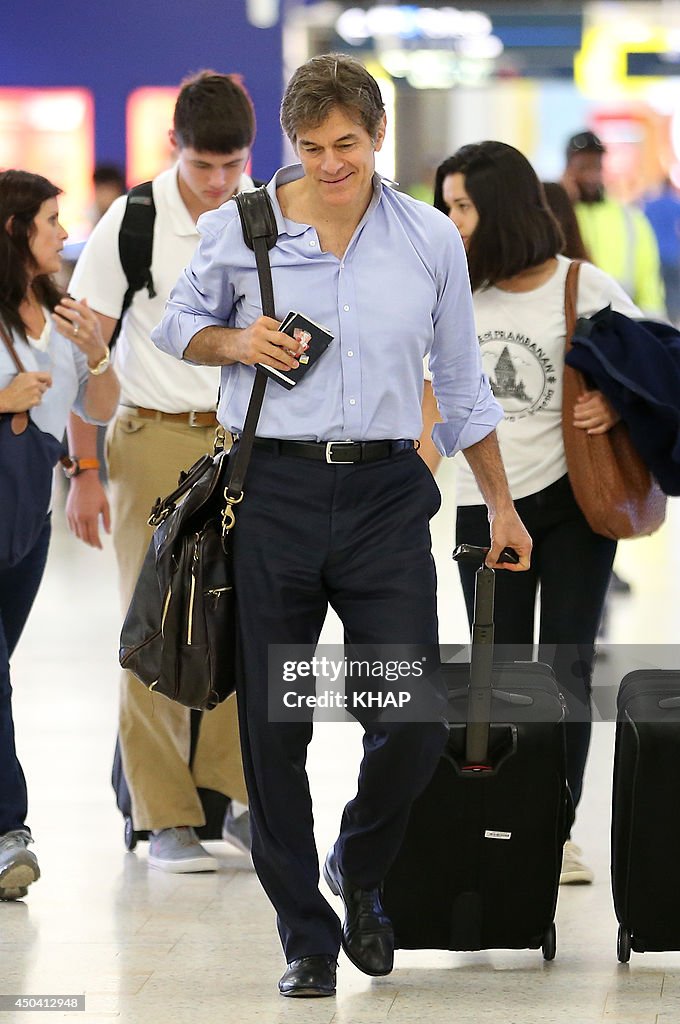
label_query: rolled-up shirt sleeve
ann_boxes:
[152,208,236,361]
[428,222,502,456]
[434,372,503,456]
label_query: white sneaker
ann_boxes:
[0,830,40,900]
[222,804,252,857]
[148,827,217,873]
[560,840,594,885]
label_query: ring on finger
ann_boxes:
[73,322,80,337]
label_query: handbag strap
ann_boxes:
[224,187,279,506]
[564,259,583,354]
[0,318,26,374]
[0,314,70,467]
[0,318,31,434]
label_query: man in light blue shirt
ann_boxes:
[153,53,531,998]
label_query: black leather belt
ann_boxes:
[247,438,415,464]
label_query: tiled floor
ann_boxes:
[3,461,680,1022]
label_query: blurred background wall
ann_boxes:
[3,0,680,241]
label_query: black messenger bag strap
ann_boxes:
[224,187,278,509]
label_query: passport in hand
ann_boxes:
[258,311,334,390]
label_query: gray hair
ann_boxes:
[280,53,385,146]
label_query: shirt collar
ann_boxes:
[166,166,256,237]
[266,164,307,237]
[165,166,198,237]
[266,164,388,238]
[27,313,51,351]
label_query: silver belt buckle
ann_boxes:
[325,440,355,463]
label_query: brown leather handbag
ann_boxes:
[561,260,666,540]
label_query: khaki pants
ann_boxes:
[107,410,247,831]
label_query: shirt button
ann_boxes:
[309,240,316,247]
[347,350,354,357]
[343,305,350,311]
[349,398,356,406]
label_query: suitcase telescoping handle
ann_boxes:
[452,544,519,766]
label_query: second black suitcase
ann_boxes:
[612,669,680,962]
[382,550,570,959]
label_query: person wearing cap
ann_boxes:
[562,130,665,317]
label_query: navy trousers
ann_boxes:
[232,447,448,961]
[456,474,617,810]
[0,518,51,835]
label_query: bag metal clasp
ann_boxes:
[221,488,244,537]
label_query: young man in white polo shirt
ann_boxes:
[67,71,256,872]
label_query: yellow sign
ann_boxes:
[575,23,668,97]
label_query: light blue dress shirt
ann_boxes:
[152,166,502,455]
[0,316,103,440]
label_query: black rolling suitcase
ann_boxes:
[612,670,680,962]
[111,708,229,850]
[383,546,570,960]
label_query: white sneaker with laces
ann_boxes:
[560,840,594,885]
[148,826,217,873]
[222,804,252,857]
[0,830,40,900]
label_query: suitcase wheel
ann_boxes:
[542,923,556,961]
[617,926,632,964]
[124,815,137,852]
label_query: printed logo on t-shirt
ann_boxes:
[478,331,557,421]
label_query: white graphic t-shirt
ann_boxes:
[456,255,641,505]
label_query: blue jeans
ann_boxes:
[0,518,51,835]
[456,475,617,811]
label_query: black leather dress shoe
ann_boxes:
[323,847,394,977]
[278,955,337,997]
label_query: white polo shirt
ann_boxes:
[70,166,253,413]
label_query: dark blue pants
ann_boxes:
[232,447,448,961]
[0,518,51,835]
[456,474,616,811]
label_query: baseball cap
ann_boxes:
[565,130,606,158]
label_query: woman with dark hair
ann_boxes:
[0,170,119,900]
[431,141,640,884]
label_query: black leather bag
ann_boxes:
[119,449,235,708]
[0,320,66,570]
[118,186,278,710]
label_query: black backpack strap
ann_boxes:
[224,187,279,506]
[110,181,157,346]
